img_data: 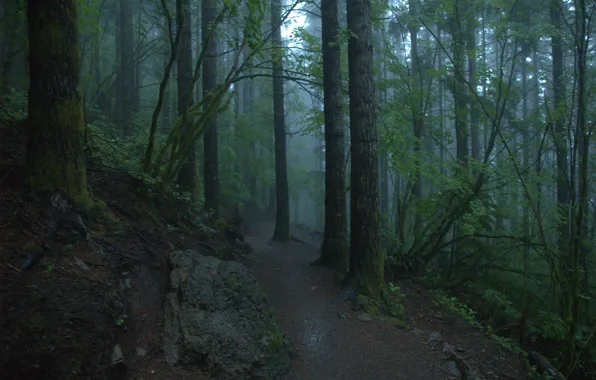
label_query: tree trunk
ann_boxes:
[113,8,122,124]
[119,0,134,135]
[562,0,588,374]
[161,59,171,131]
[550,0,570,314]
[25,0,90,207]
[271,0,290,241]
[132,9,141,113]
[450,0,468,170]
[346,0,383,299]
[466,12,480,166]
[202,0,219,214]
[319,0,348,271]
[408,0,423,234]
[176,0,198,199]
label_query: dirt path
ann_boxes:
[247,219,527,380]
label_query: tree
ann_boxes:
[203,0,220,214]
[319,0,348,271]
[25,0,90,206]
[346,0,383,299]
[176,0,198,198]
[271,0,290,241]
[119,0,134,135]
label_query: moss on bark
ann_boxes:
[25,0,90,208]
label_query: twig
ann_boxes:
[0,262,21,273]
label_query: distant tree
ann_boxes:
[345,0,383,299]
[271,0,290,241]
[319,0,348,271]
[203,0,220,214]
[25,0,90,206]
[119,0,134,135]
[176,0,199,199]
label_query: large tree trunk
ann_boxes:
[319,0,348,271]
[176,0,198,199]
[562,0,588,374]
[271,0,290,241]
[25,0,90,206]
[119,0,134,135]
[202,0,220,214]
[550,0,569,313]
[346,0,383,299]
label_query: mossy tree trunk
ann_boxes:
[25,0,90,207]
[202,0,220,215]
[271,0,290,241]
[346,0,384,300]
[176,0,198,199]
[319,0,348,271]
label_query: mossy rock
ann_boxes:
[264,324,292,378]
[164,251,292,379]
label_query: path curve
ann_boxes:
[248,219,451,380]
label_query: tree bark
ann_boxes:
[120,0,134,135]
[176,0,198,199]
[25,0,90,207]
[319,0,348,271]
[202,0,220,214]
[346,0,383,299]
[450,0,468,170]
[271,0,290,241]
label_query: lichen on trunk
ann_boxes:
[25,0,90,208]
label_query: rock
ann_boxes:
[357,313,374,322]
[440,342,483,380]
[337,312,350,319]
[441,359,461,378]
[528,351,565,380]
[109,344,127,380]
[111,344,125,365]
[427,331,442,347]
[163,250,291,379]
[136,347,147,357]
[74,258,89,271]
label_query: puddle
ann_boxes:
[297,313,335,354]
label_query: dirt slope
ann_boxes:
[0,166,234,379]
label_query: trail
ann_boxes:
[246,218,526,380]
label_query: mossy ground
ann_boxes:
[264,321,292,378]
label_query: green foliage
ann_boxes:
[0,87,27,122]
[432,290,479,327]
[382,282,406,318]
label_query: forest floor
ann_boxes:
[0,132,529,379]
[246,214,528,380]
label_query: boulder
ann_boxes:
[163,250,291,379]
[440,342,482,380]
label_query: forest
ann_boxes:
[0,0,595,379]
